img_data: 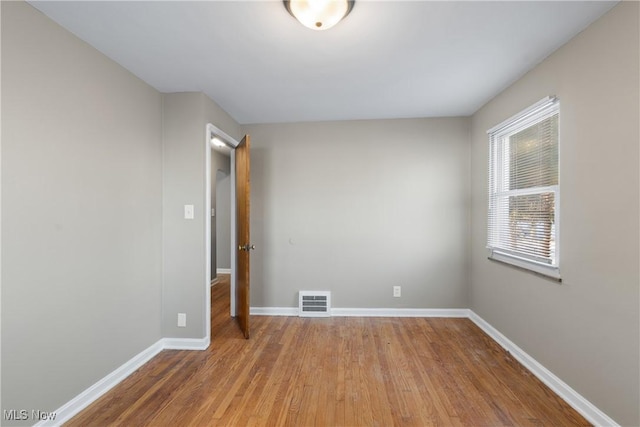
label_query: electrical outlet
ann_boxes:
[177,313,187,327]
[393,286,401,298]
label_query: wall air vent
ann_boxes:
[298,291,331,317]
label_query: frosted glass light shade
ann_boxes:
[211,137,226,147]
[284,0,354,31]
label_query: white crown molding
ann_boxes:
[468,311,619,427]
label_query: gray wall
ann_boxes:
[2,1,638,425]
[215,169,232,270]
[469,3,639,425]
[161,93,205,338]
[244,118,470,309]
[2,1,163,421]
[1,2,243,416]
[162,92,240,338]
[210,153,230,280]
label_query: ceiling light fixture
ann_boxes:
[211,136,226,148]
[284,0,354,31]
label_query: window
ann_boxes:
[487,97,560,280]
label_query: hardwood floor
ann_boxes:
[66,275,589,426]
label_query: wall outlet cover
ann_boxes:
[177,313,187,327]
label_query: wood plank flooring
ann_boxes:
[66,275,589,426]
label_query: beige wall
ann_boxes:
[469,3,639,425]
[245,118,471,309]
[2,1,163,420]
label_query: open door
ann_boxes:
[235,135,252,339]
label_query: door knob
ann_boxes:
[238,244,256,251]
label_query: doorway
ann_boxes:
[205,123,240,343]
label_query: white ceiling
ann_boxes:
[29,0,617,124]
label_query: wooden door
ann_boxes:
[235,135,251,339]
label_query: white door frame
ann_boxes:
[205,123,239,342]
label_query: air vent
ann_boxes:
[298,291,331,317]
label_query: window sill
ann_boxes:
[488,250,561,282]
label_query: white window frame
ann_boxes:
[487,96,561,280]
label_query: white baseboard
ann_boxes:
[39,310,616,427]
[162,336,210,351]
[35,339,165,427]
[37,336,210,426]
[249,307,469,317]
[216,268,231,274]
[468,311,618,427]
[250,307,298,316]
[331,308,469,317]
[251,306,617,425]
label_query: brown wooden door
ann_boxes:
[235,135,251,339]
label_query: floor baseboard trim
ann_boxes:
[249,307,469,317]
[251,307,298,316]
[34,339,165,427]
[38,336,211,426]
[162,336,210,351]
[468,311,618,427]
[332,308,469,317]
[216,268,231,274]
[40,310,616,427]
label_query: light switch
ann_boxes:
[211,208,215,217]
[184,205,194,219]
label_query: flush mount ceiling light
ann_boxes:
[284,0,355,31]
[211,136,226,148]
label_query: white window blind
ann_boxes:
[487,97,560,279]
